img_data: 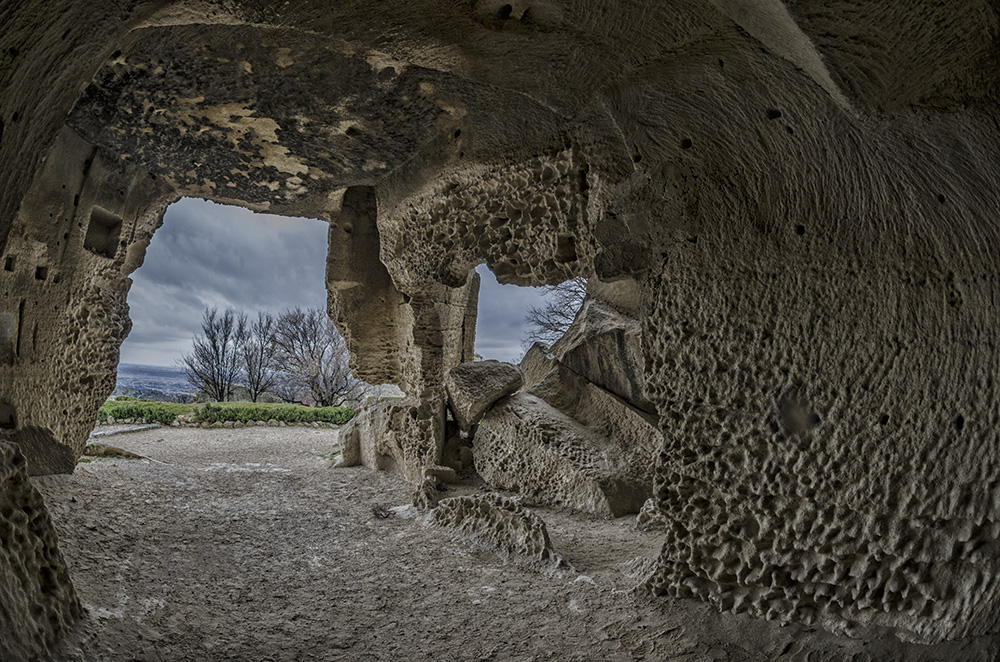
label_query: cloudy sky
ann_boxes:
[120,197,552,368]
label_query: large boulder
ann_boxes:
[444,360,523,432]
[474,393,650,517]
[472,296,658,516]
[549,298,651,412]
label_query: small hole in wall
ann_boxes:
[498,4,513,19]
[111,49,121,59]
[345,126,362,138]
[807,412,821,427]
[686,236,697,244]
[938,194,946,204]
[0,402,16,429]
[766,108,783,120]
[879,414,890,425]
[35,266,48,281]
[83,206,123,259]
[61,28,71,40]
[718,59,724,68]
[795,224,806,236]
[3,256,14,272]
[680,138,693,149]
[555,235,577,263]
[52,273,61,284]
[786,126,794,135]
[73,194,79,206]
[633,153,642,163]
[955,415,965,431]
[453,129,462,139]
[12,112,19,122]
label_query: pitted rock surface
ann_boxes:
[475,394,650,518]
[0,442,81,661]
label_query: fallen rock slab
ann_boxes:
[445,360,523,432]
[430,493,565,569]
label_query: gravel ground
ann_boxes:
[32,428,996,661]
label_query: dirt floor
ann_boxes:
[32,427,997,661]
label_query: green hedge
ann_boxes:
[98,399,192,425]
[194,402,355,425]
[98,398,356,426]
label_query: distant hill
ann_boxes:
[114,363,194,401]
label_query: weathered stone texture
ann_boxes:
[0,427,76,476]
[334,397,445,481]
[476,393,650,518]
[474,296,658,517]
[0,442,81,661]
[444,360,523,432]
[430,493,564,568]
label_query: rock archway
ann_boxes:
[2,1,1000,658]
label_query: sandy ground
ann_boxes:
[32,427,996,661]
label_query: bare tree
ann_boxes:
[179,308,243,402]
[271,308,365,407]
[237,312,279,403]
[522,277,587,347]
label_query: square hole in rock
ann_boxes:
[0,401,16,429]
[35,266,48,281]
[84,206,123,258]
[3,256,14,272]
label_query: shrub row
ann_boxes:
[98,400,190,425]
[98,398,356,426]
[194,402,355,425]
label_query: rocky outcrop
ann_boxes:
[444,360,523,432]
[430,493,565,569]
[474,294,658,517]
[0,442,81,661]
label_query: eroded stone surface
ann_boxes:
[475,393,649,518]
[549,297,651,412]
[0,442,81,661]
[444,360,523,432]
[430,493,564,569]
[333,397,446,481]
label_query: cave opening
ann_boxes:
[116,196,334,402]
